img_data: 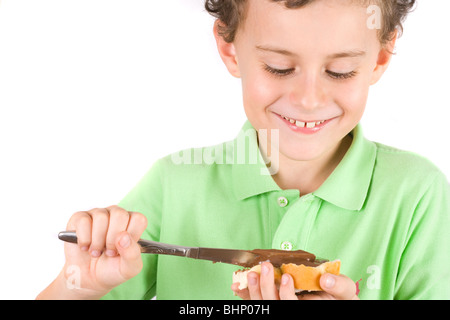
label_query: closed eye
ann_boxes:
[326,70,358,80]
[263,63,358,81]
[263,64,296,78]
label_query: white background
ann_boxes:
[0,0,449,299]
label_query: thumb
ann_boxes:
[320,274,359,300]
[115,231,143,280]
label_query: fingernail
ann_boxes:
[324,274,336,289]
[248,275,257,286]
[90,250,101,257]
[105,249,116,257]
[119,233,131,249]
[261,264,269,275]
[282,274,290,285]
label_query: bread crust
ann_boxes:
[281,260,341,291]
[233,260,341,292]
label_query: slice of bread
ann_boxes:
[233,260,341,292]
[281,260,341,291]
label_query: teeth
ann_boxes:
[296,120,306,128]
[282,115,325,128]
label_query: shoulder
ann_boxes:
[373,141,448,192]
[151,140,235,183]
[374,142,441,174]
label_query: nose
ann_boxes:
[288,72,328,111]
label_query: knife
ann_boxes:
[58,231,327,268]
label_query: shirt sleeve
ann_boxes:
[394,171,450,300]
[101,159,165,300]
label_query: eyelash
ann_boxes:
[263,64,296,78]
[263,64,358,80]
[326,70,358,80]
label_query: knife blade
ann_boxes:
[58,231,327,268]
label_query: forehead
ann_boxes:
[240,0,378,57]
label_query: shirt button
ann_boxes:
[277,196,288,207]
[280,241,293,251]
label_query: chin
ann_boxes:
[278,142,325,162]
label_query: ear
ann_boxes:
[370,31,398,85]
[213,20,241,78]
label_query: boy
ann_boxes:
[38,0,450,300]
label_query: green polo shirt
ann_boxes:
[103,121,450,300]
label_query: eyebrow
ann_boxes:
[256,45,297,57]
[255,45,366,59]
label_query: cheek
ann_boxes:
[242,72,280,113]
[338,64,376,116]
[332,80,370,119]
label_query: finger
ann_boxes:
[104,206,130,257]
[88,207,110,257]
[231,283,250,300]
[115,231,143,280]
[126,211,148,242]
[296,291,327,300]
[320,273,359,300]
[67,211,92,251]
[279,274,298,300]
[259,262,279,300]
[247,272,263,300]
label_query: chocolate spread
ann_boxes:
[246,249,324,268]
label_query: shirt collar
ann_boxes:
[231,121,281,200]
[231,121,377,211]
[313,124,377,211]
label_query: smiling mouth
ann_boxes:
[279,114,327,129]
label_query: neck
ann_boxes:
[269,135,353,195]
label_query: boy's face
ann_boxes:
[216,0,394,163]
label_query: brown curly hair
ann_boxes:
[205,0,416,46]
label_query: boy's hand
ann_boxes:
[231,262,359,300]
[59,205,147,299]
